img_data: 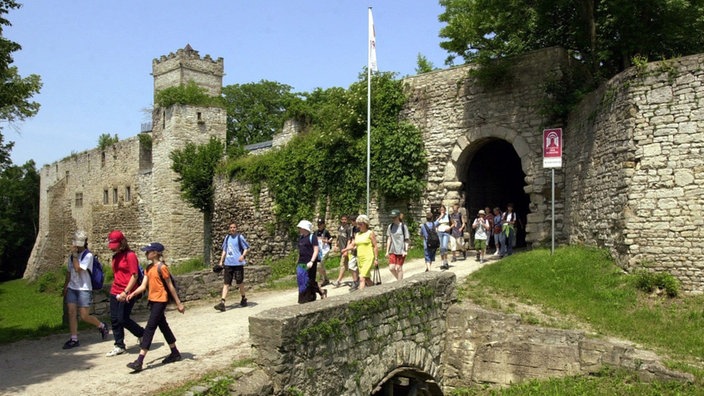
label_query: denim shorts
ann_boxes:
[66,288,93,308]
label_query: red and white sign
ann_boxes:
[543,128,563,168]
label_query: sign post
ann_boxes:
[543,128,563,255]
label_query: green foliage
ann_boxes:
[540,67,595,125]
[138,132,152,150]
[462,246,704,359]
[169,257,205,275]
[438,0,704,80]
[468,56,514,90]
[170,137,225,214]
[222,80,301,146]
[634,270,680,298]
[415,53,435,74]
[97,133,119,150]
[0,277,64,344]
[224,71,427,232]
[0,160,39,280]
[155,80,224,109]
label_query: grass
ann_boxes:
[460,246,704,360]
[157,357,255,396]
[0,276,65,344]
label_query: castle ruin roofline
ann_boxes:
[152,44,224,67]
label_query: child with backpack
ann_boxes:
[125,242,184,372]
[61,231,109,349]
[421,212,440,272]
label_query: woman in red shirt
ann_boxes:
[105,230,145,357]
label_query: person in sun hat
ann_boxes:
[61,230,109,349]
[472,210,490,264]
[105,230,145,357]
[346,214,379,290]
[125,242,184,372]
[296,220,326,303]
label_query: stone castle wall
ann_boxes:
[565,55,704,291]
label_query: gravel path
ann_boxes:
[0,255,491,395]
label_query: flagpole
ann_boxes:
[366,7,373,214]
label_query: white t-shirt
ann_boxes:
[67,250,93,291]
[473,218,489,241]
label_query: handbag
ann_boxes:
[372,266,382,285]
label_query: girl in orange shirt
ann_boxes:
[126,242,184,372]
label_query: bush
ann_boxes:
[170,257,205,275]
[35,268,65,294]
[634,270,680,297]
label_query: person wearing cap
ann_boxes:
[472,210,490,264]
[214,222,250,312]
[296,220,325,303]
[125,242,184,372]
[61,231,109,349]
[106,230,145,357]
[346,214,379,290]
[386,209,410,281]
[315,219,332,287]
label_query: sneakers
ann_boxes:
[451,257,457,263]
[62,339,80,349]
[162,353,182,364]
[99,323,109,340]
[493,251,500,256]
[214,301,226,312]
[126,359,143,372]
[106,346,126,357]
[349,282,359,292]
[240,297,248,307]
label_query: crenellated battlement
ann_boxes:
[152,44,224,99]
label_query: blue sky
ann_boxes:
[5,1,449,167]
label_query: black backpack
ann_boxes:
[157,262,180,304]
[423,223,440,251]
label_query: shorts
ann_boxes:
[66,288,93,308]
[339,253,349,267]
[224,265,244,285]
[424,248,436,263]
[388,254,406,266]
[474,239,487,250]
[348,255,359,271]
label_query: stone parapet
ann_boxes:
[249,271,456,395]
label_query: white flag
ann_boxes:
[368,8,378,72]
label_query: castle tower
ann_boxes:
[147,45,227,262]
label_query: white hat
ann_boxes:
[296,220,313,232]
[356,214,370,225]
[73,230,87,247]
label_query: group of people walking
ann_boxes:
[62,230,184,373]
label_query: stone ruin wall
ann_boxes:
[26,138,148,279]
[565,54,704,292]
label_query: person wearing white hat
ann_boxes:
[296,220,326,303]
[61,230,109,349]
[472,210,490,264]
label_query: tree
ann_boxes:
[0,160,39,280]
[170,137,225,264]
[221,80,300,146]
[438,0,704,78]
[415,53,435,74]
[0,1,42,279]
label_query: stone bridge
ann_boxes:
[249,271,688,395]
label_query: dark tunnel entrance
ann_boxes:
[371,367,443,395]
[461,139,530,248]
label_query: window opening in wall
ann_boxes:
[112,188,118,204]
[101,151,106,167]
[65,170,69,182]
[125,186,131,202]
[75,192,83,208]
[103,189,109,204]
[162,110,166,129]
[197,112,202,121]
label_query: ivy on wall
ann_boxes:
[223,71,427,231]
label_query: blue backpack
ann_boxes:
[82,249,104,290]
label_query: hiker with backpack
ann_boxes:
[125,242,184,372]
[421,212,440,272]
[106,230,145,357]
[61,231,109,349]
[214,222,250,312]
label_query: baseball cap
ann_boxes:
[140,242,165,252]
[390,209,401,217]
[108,230,125,249]
[478,210,486,215]
[317,219,325,225]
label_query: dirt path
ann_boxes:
[0,255,492,395]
